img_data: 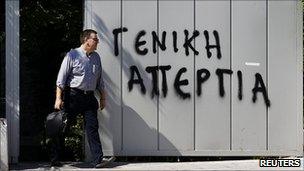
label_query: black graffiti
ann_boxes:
[135,30,148,55]
[145,65,172,98]
[152,31,167,53]
[128,65,146,94]
[252,73,271,107]
[127,66,271,107]
[237,70,243,100]
[112,27,128,56]
[172,31,178,53]
[197,68,210,96]
[183,30,200,56]
[216,68,233,97]
[174,67,191,99]
[159,65,171,97]
[117,27,271,107]
[112,27,221,59]
[145,66,159,98]
[204,30,222,59]
[130,65,171,98]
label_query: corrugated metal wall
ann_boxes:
[84,0,303,156]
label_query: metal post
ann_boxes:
[5,0,20,163]
[0,118,8,171]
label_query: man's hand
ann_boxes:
[55,86,64,110]
[100,99,105,110]
[54,98,64,110]
[99,90,106,110]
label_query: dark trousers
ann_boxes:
[50,88,103,165]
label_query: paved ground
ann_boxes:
[10,157,303,171]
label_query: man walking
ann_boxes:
[52,29,114,168]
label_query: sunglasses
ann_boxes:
[89,37,99,42]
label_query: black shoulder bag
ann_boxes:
[45,110,67,137]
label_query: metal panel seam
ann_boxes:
[157,0,160,151]
[229,0,232,151]
[296,0,303,152]
[266,0,269,151]
[120,0,123,152]
[193,0,196,151]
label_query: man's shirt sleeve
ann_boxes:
[56,54,72,89]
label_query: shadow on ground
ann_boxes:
[10,161,128,170]
[10,163,51,170]
[71,161,127,169]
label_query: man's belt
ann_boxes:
[70,88,94,95]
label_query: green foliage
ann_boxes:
[20,0,83,161]
[41,115,84,162]
[0,32,4,43]
[64,115,85,161]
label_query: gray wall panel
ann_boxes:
[231,0,267,150]
[158,0,194,151]
[122,0,158,151]
[268,0,301,151]
[195,0,231,151]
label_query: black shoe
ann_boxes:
[95,156,116,168]
[51,161,63,167]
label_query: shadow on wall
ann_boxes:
[92,12,154,95]
[84,13,181,158]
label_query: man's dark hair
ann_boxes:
[80,29,98,44]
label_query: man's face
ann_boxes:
[86,33,99,51]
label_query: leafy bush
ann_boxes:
[20,0,83,161]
